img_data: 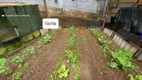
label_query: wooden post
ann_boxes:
[101,17,106,31]
[44,0,48,17]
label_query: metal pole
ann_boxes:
[103,0,108,17]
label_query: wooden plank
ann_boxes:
[110,11,117,14]
[111,1,142,4]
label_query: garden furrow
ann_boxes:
[76,28,128,80]
[19,28,69,80]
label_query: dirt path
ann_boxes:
[19,28,69,80]
[76,28,128,80]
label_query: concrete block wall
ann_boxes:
[0,0,100,13]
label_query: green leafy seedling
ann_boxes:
[65,50,78,63]
[24,62,30,68]
[128,74,135,80]
[74,74,81,80]
[59,69,69,78]
[72,64,80,72]
[12,72,23,80]
[26,46,35,54]
[0,58,12,74]
[11,56,24,63]
[56,62,61,67]
[56,64,70,78]
[18,64,22,68]
[136,75,142,80]
[107,61,118,69]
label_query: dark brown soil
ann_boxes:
[20,28,69,80]
[76,28,128,80]
[3,27,142,80]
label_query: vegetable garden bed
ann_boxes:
[1,27,142,80]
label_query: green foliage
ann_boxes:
[65,50,78,63]
[0,47,6,55]
[59,69,69,78]
[56,62,61,67]
[107,61,118,69]
[57,64,69,78]
[109,48,135,71]
[136,75,142,80]
[103,53,107,58]
[51,64,70,79]
[129,74,142,80]
[26,46,35,54]
[128,74,135,80]
[74,74,81,80]
[72,64,80,72]
[90,28,99,35]
[11,56,24,63]
[50,74,55,80]
[0,58,7,67]
[33,56,39,60]
[68,25,76,48]
[97,34,104,42]
[18,64,22,68]
[0,58,12,74]
[77,50,81,57]
[39,33,52,43]
[59,56,63,61]
[24,62,30,68]
[12,72,23,80]
[68,37,76,48]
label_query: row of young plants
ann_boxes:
[50,26,81,80]
[90,28,142,80]
[0,32,54,80]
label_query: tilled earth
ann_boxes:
[4,27,142,80]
